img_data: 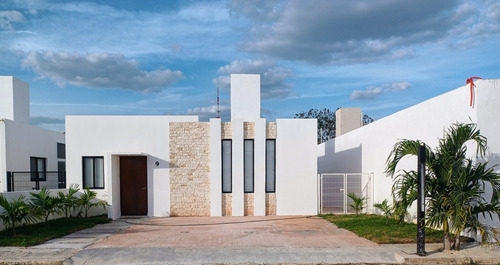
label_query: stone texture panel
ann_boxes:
[244,122,255,139]
[221,122,232,139]
[266,193,276,216]
[266,122,277,139]
[222,193,232,216]
[244,193,254,216]
[169,122,211,216]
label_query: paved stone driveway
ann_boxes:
[89,215,377,249]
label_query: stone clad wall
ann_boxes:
[169,122,211,216]
[266,193,276,215]
[244,193,254,216]
[221,122,232,139]
[222,193,232,216]
[244,122,255,139]
[266,122,277,139]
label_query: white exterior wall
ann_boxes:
[254,118,266,216]
[0,76,30,124]
[276,119,318,215]
[1,119,65,192]
[318,79,499,227]
[231,120,244,216]
[230,74,260,122]
[209,118,222,216]
[65,115,198,219]
[335,108,362,137]
[0,122,5,192]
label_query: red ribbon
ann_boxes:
[466,77,481,106]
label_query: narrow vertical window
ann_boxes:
[30,157,47,181]
[244,139,254,193]
[82,156,104,189]
[266,139,276,193]
[57,143,66,159]
[222,140,232,193]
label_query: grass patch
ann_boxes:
[322,214,462,244]
[0,215,110,247]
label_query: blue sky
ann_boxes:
[0,0,499,132]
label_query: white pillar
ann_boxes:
[210,118,222,216]
[232,119,244,216]
[253,118,266,216]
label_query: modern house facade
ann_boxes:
[0,76,66,192]
[66,74,318,219]
[318,79,500,227]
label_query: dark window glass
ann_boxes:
[83,157,104,189]
[57,143,65,159]
[244,139,254,193]
[266,140,276,192]
[30,157,46,181]
[222,140,232,193]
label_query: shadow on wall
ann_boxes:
[318,140,362,173]
[149,155,170,169]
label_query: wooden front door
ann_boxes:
[120,156,148,215]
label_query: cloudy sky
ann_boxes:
[1,0,499,132]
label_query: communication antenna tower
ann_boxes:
[216,87,220,119]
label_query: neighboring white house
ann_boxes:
[66,74,318,219]
[0,76,66,192]
[318,79,500,227]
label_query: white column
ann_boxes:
[254,118,266,216]
[276,119,318,215]
[232,119,244,216]
[210,118,222,216]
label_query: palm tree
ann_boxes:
[374,199,393,223]
[76,187,107,218]
[58,184,80,218]
[0,195,42,236]
[30,187,62,222]
[385,122,500,251]
[347,192,365,216]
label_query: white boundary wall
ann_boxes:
[277,118,318,215]
[318,79,500,227]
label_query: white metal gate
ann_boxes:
[318,173,374,214]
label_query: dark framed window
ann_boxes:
[83,157,104,189]
[265,139,276,193]
[30,157,46,181]
[57,143,65,159]
[244,139,254,193]
[222,140,232,193]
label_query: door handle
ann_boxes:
[142,187,147,190]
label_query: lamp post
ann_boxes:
[417,145,426,256]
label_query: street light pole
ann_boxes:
[417,145,426,256]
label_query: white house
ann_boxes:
[318,79,500,227]
[66,74,318,219]
[0,76,66,192]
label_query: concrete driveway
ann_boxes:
[89,215,378,249]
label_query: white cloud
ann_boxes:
[22,50,183,92]
[1,1,238,61]
[187,104,230,121]
[0,10,25,30]
[350,82,411,100]
[30,115,64,125]
[213,59,293,99]
[236,0,497,64]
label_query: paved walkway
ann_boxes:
[0,216,499,264]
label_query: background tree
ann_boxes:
[295,108,373,144]
[385,122,500,251]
